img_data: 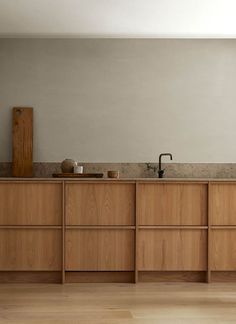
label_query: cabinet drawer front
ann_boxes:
[65,229,134,271]
[211,229,236,270]
[0,229,62,270]
[138,229,207,271]
[0,183,62,225]
[66,183,135,225]
[211,184,236,225]
[138,184,207,225]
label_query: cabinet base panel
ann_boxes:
[65,271,134,283]
[139,271,207,282]
[211,271,236,282]
[2,271,236,283]
[0,271,62,283]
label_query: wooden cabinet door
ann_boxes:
[0,229,61,270]
[0,183,62,225]
[66,183,135,225]
[211,229,236,270]
[138,183,207,225]
[138,229,207,271]
[211,184,236,225]
[66,229,134,271]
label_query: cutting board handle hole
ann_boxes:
[15,109,22,116]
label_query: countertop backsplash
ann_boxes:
[1,162,236,178]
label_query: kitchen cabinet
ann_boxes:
[210,183,236,277]
[0,228,61,270]
[138,183,207,225]
[138,229,207,271]
[0,179,235,283]
[211,229,236,270]
[210,184,236,225]
[0,183,62,225]
[66,183,135,225]
[66,229,134,271]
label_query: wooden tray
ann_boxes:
[52,173,104,178]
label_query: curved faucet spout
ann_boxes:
[158,153,173,178]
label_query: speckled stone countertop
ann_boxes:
[1,162,236,179]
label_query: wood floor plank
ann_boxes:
[0,283,236,323]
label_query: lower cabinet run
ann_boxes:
[1,180,236,283]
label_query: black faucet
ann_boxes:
[158,153,173,178]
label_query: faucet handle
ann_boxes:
[146,162,151,170]
[146,163,158,173]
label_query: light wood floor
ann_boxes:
[1,283,236,323]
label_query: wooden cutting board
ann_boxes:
[53,173,104,178]
[12,107,33,177]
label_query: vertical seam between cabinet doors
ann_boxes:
[207,182,211,283]
[62,181,65,284]
[135,182,138,283]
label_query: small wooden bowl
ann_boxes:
[107,170,119,179]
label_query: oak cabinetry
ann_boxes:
[210,183,236,274]
[0,229,61,270]
[65,182,136,281]
[66,229,134,271]
[210,184,236,225]
[0,182,63,283]
[138,183,207,225]
[138,229,207,271]
[137,182,208,280]
[66,183,135,225]
[0,183,62,225]
[211,229,236,270]
[1,179,236,283]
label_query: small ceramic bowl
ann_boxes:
[107,170,119,179]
